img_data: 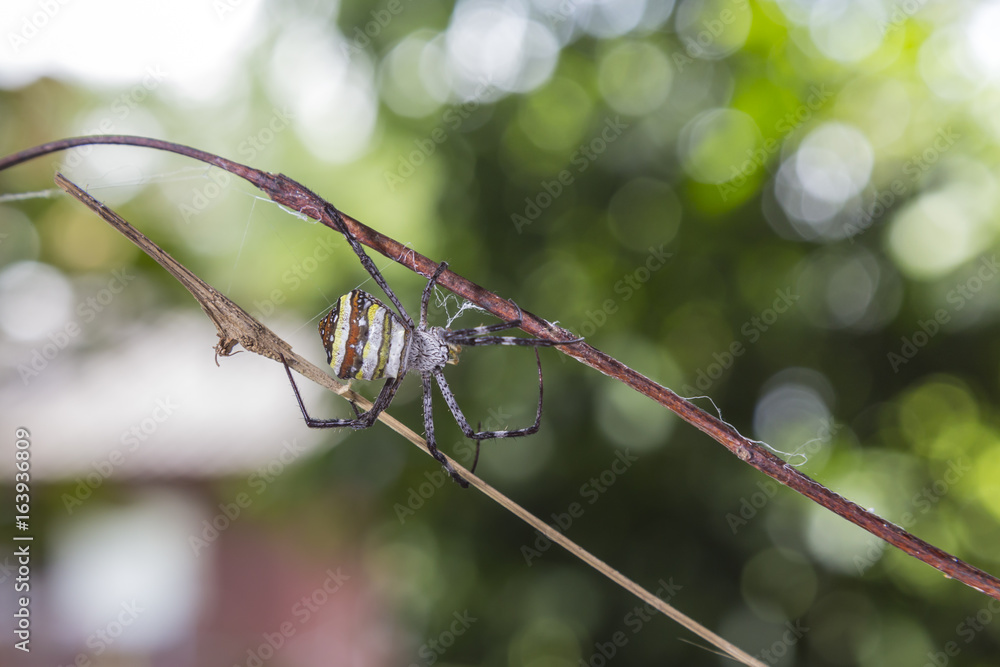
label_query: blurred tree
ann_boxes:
[2,0,1000,665]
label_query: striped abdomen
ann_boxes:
[319,290,410,380]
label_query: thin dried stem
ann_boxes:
[53,172,766,667]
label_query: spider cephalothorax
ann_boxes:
[282,208,580,487]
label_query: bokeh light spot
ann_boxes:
[808,0,885,64]
[0,261,74,341]
[518,77,594,151]
[678,108,762,184]
[597,40,672,115]
[887,191,986,280]
[674,0,753,60]
[379,33,446,118]
[607,178,682,252]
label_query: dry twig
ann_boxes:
[51,172,766,667]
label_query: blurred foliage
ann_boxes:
[3,0,1000,665]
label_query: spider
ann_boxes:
[281,204,581,488]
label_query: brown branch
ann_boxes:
[4,137,999,605]
[52,172,767,667]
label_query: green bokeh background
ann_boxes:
[2,0,1000,665]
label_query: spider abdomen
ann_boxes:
[319,290,409,380]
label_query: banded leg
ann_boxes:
[432,348,544,442]
[446,302,584,347]
[421,371,468,487]
[470,421,484,473]
[324,203,415,327]
[446,319,525,340]
[420,261,449,328]
[281,355,402,428]
[445,300,525,341]
[454,335,581,347]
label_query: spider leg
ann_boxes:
[421,371,469,487]
[324,204,416,327]
[445,299,523,340]
[452,335,581,347]
[447,320,524,339]
[281,354,401,428]
[470,421,483,474]
[421,261,449,328]
[432,348,544,442]
[445,299,582,347]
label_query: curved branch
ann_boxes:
[3,136,999,603]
